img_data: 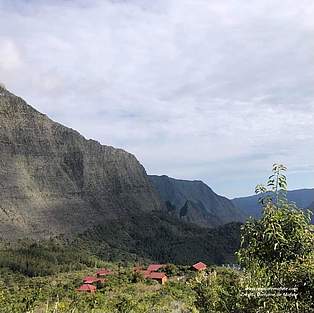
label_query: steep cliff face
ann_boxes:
[0,86,162,240]
[149,175,244,228]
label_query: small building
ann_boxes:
[147,264,164,272]
[83,276,100,284]
[96,268,113,277]
[192,262,207,271]
[149,272,168,284]
[138,270,151,278]
[77,284,96,293]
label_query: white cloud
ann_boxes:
[0,0,313,197]
[0,38,21,70]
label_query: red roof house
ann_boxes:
[136,270,151,278]
[83,276,100,284]
[76,284,96,293]
[192,262,207,271]
[147,264,164,272]
[149,272,168,284]
[96,268,113,277]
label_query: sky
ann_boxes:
[0,0,314,198]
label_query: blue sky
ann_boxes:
[0,0,314,197]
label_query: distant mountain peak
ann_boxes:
[232,188,314,221]
[149,175,244,228]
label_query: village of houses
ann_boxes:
[76,261,208,293]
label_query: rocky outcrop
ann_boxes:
[149,175,245,227]
[0,86,162,240]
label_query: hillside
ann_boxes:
[232,188,314,219]
[149,175,245,228]
[80,213,241,265]
[0,86,163,240]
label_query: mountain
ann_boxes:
[232,188,314,219]
[0,86,162,240]
[149,175,245,227]
[0,86,241,265]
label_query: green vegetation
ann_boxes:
[0,219,240,312]
[0,212,241,280]
[76,211,241,265]
[190,164,313,312]
[0,241,107,277]
[236,164,314,312]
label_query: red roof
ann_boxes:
[137,270,151,278]
[149,272,167,279]
[83,276,99,284]
[77,284,96,292]
[96,268,113,276]
[147,264,164,272]
[193,262,207,271]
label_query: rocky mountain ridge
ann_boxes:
[0,86,162,240]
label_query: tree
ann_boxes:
[237,164,314,312]
[255,163,288,206]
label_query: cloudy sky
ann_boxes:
[0,0,313,197]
